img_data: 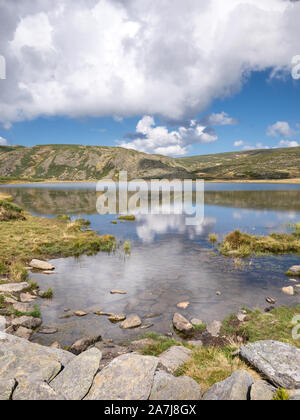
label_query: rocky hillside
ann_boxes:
[1,144,300,182]
[0,144,191,181]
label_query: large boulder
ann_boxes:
[13,302,35,313]
[70,335,102,355]
[173,313,193,333]
[202,370,254,400]
[250,380,276,401]
[13,380,65,400]
[11,316,42,330]
[149,371,201,400]
[50,348,102,400]
[0,378,16,400]
[0,283,29,293]
[240,341,300,389]
[85,353,159,400]
[29,259,54,271]
[158,346,192,374]
[0,332,74,383]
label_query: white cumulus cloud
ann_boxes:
[0,137,8,145]
[267,121,293,138]
[278,139,299,147]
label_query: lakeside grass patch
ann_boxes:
[219,229,300,257]
[117,215,136,221]
[0,199,116,281]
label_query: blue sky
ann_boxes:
[2,69,300,156]
[1,0,300,157]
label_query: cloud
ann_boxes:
[202,112,238,126]
[267,121,293,138]
[1,0,300,127]
[278,139,299,147]
[234,140,244,147]
[119,116,218,156]
[0,137,8,145]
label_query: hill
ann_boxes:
[0,144,300,182]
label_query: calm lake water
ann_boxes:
[1,182,300,346]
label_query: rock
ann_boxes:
[13,380,65,400]
[173,313,193,333]
[0,378,16,400]
[13,327,33,341]
[70,335,102,355]
[94,341,130,369]
[282,286,294,296]
[287,266,300,276]
[240,341,300,389]
[158,346,192,374]
[29,259,54,271]
[11,316,42,330]
[0,332,74,383]
[266,297,276,304]
[140,324,154,330]
[110,290,127,295]
[187,340,203,348]
[129,338,157,351]
[149,371,202,400]
[94,311,114,316]
[250,380,276,401]
[143,313,161,320]
[120,315,142,329]
[203,370,254,400]
[4,296,17,304]
[216,291,222,296]
[190,318,203,326]
[207,320,222,337]
[0,315,6,331]
[177,302,190,309]
[50,348,102,400]
[13,302,35,313]
[237,312,247,322]
[38,327,58,335]
[85,353,158,400]
[20,293,37,303]
[0,283,29,293]
[289,391,300,400]
[108,314,126,323]
[43,271,56,275]
[74,311,88,317]
[50,342,62,349]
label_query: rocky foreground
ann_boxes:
[0,332,299,400]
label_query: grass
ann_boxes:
[209,234,218,244]
[221,306,300,348]
[40,288,53,299]
[219,229,300,257]
[0,198,116,281]
[124,241,131,254]
[118,215,136,221]
[273,388,290,401]
[12,304,41,319]
[139,332,186,357]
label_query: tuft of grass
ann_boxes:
[10,261,28,283]
[13,304,41,319]
[209,234,218,244]
[124,241,131,254]
[140,332,184,357]
[273,388,290,401]
[193,323,207,332]
[40,288,53,299]
[118,215,136,221]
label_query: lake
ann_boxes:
[1,182,300,346]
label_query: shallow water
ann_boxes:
[1,182,300,346]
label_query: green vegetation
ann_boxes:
[0,197,116,281]
[118,215,136,221]
[12,304,41,319]
[140,333,184,357]
[273,388,290,401]
[40,288,53,299]
[209,234,218,244]
[219,229,300,257]
[124,241,131,254]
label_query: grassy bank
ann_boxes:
[140,305,300,392]
[0,193,116,281]
[218,228,300,258]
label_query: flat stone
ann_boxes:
[129,338,157,351]
[143,313,161,320]
[250,380,276,401]
[38,327,58,335]
[203,370,254,400]
[158,346,192,374]
[51,348,102,400]
[11,316,42,330]
[74,311,88,317]
[216,291,222,296]
[173,313,193,333]
[4,296,17,304]
[43,271,56,275]
[70,335,102,355]
[29,259,54,271]
[50,342,61,349]
[13,327,33,341]
[191,318,203,326]
[110,290,127,295]
[20,293,37,303]
[108,314,126,323]
[85,353,158,400]
[13,380,65,400]
[0,283,29,293]
[240,341,300,389]
[282,286,294,296]
[120,315,142,329]
[149,371,202,400]
[0,378,16,400]
[207,320,222,337]
[266,297,276,305]
[187,340,203,348]
[288,266,300,276]
[13,302,35,313]
[177,302,190,309]
[0,332,74,383]
[140,324,154,329]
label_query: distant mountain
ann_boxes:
[0,144,300,182]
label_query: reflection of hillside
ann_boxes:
[4,188,300,216]
[205,190,300,211]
